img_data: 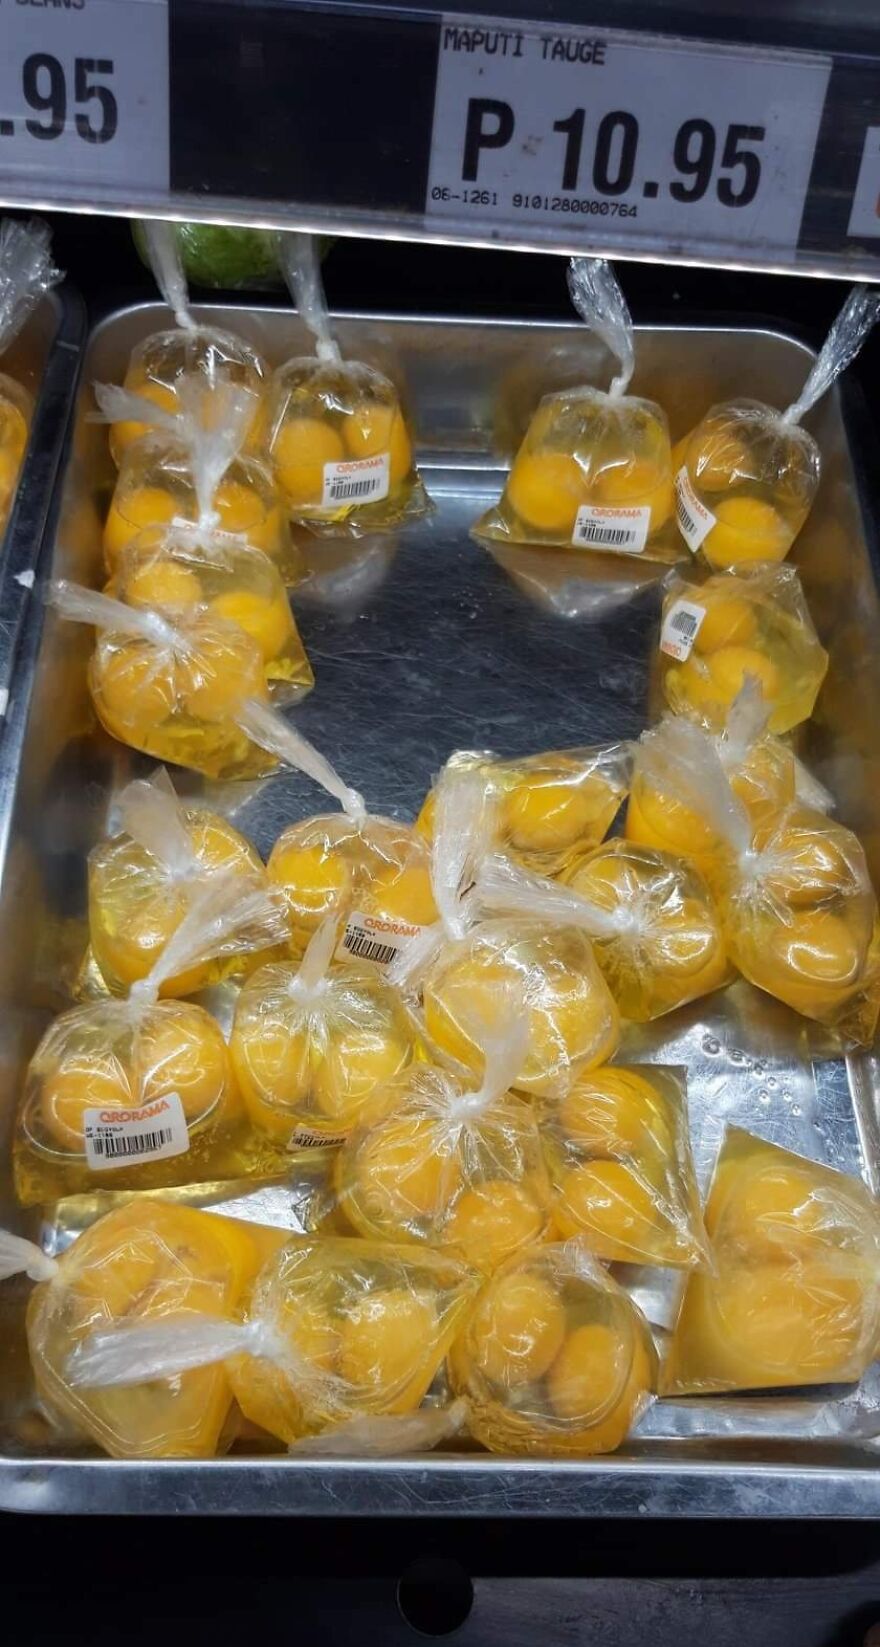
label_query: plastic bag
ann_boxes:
[14,871,290,1204]
[3,1202,281,1458]
[70,1232,478,1447]
[48,579,274,779]
[478,845,730,1023]
[539,1064,707,1268]
[673,287,880,568]
[337,1011,553,1271]
[662,1128,880,1394]
[658,563,829,735]
[109,523,312,696]
[97,379,295,578]
[231,916,424,1146]
[266,233,429,534]
[473,257,675,561]
[399,769,620,1094]
[448,1238,656,1456]
[88,767,275,997]
[415,740,631,877]
[641,716,880,1043]
[0,218,62,530]
[626,689,814,882]
[110,220,269,464]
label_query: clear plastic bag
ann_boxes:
[658,563,829,735]
[448,1238,656,1456]
[478,845,730,1024]
[98,379,295,579]
[626,689,819,883]
[109,523,313,697]
[473,258,675,561]
[0,218,62,530]
[49,580,275,779]
[415,740,631,877]
[673,286,880,568]
[14,872,290,1204]
[266,233,430,534]
[69,1232,478,1448]
[88,766,274,997]
[642,716,880,1043]
[231,916,424,1146]
[539,1065,707,1268]
[337,1012,553,1271]
[662,1128,880,1394]
[110,221,269,465]
[2,1202,282,1459]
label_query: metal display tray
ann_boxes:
[1,301,880,1518]
[0,284,84,719]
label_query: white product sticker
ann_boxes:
[427,18,830,261]
[322,453,390,508]
[675,467,716,552]
[336,910,428,972]
[84,1092,189,1171]
[572,503,650,554]
[288,1126,347,1151]
[660,598,706,661]
[0,0,169,204]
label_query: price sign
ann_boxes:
[0,0,168,200]
[427,17,831,256]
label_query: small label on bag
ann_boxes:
[572,503,650,554]
[675,467,716,552]
[288,1126,347,1150]
[322,453,390,507]
[83,1093,189,1171]
[336,910,428,972]
[660,598,707,661]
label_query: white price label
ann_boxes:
[660,598,706,661]
[427,18,830,256]
[572,503,649,555]
[336,909,428,972]
[675,467,716,552]
[322,453,390,509]
[83,1092,189,1171]
[0,0,168,201]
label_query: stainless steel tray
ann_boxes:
[1,302,880,1517]
[0,284,84,719]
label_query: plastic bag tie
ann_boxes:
[236,698,366,821]
[277,231,341,365]
[115,769,199,880]
[288,914,338,1005]
[567,256,635,397]
[0,1229,59,1283]
[782,285,880,425]
[0,217,62,355]
[47,580,183,651]
[143,219,196,331]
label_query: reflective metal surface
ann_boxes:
[2,303,880,1514]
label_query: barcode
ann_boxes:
[670,609,698,640]
[330,478,379,501]
[676,494,698,537]
[343,929,400,966]
[576,522,640,548]
[91,1127,174,1159]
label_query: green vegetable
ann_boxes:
[132,220,282,290]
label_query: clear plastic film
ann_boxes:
[0,218,62,533]
[638,716,880,1044]
[110,221,269,465]
[478,844,730,1023]
[266,232,430,535]
[98,380,295,578]
[70,1232,478,1449]
[662,1128,880,1396]
[336,1009,554,1272]
[448,1238,657,1457]
[230,914,424,1146]
[109,523,312,696]
[14,871,290,1204]
[48,578,275,780]
[415,740,631,878]
[473,256,675,562]
[23,1200,281,1459]
[673,286,880,570]
[539,1065,707,1269]
[657,563,829,736]
[87,766,276,998]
